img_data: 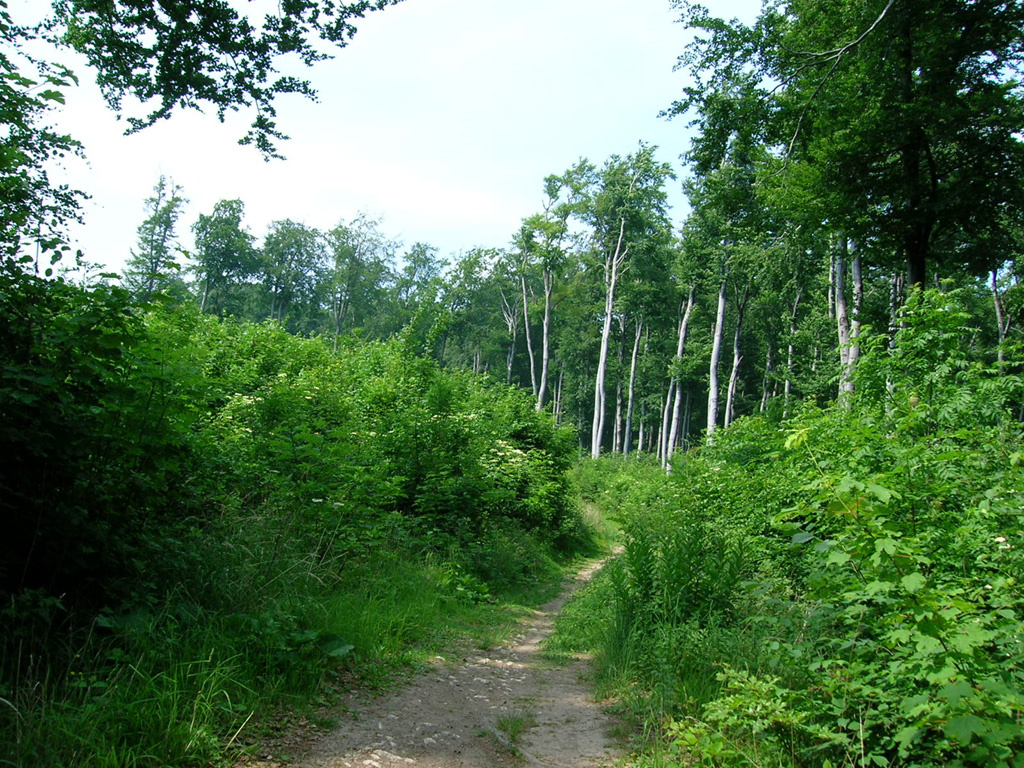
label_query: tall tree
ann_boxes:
[190,199,257,314]
[123,176,187,301]
[323,213,396,347]
[671,0,1024,288]
[260,219,324,326]
[569,146,674,458]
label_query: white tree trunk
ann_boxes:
[500,289,519,385]
[835,237,853,403]
[591,218,627,459]
[520,272,538,397]
[992,269,1010,372]
[784,287,802,418]
[624,319,643,456]
[666,286,695,469]
[659,381,673,465]
[724,283,749,428]
[760,344,773,412]
[536,267,553,410]
[706,276,728,444]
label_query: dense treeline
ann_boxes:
[557,288,1024,767]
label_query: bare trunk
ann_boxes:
[591,218,627,459]
[992,269,1009,373]
[706,276,728,444]
[520,273,538,397]
[638,403,646,454]
[536,267,553,410]
[760,345,773,412]
[724,283,749,428]
[848,241,863,379]
[667,287,696,467]
[624,319,643,456]
[827,248,836,322]
[500,289,519,385]
[554,361,565,424]
[613,320,626,453]
[836,237,853,403]
[682,386,692,446]
[660,381,674,466]
[784,287,802,418]
[886,270,906,410]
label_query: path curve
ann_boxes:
[295,556,621,768]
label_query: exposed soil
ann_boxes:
[274,556,622,768]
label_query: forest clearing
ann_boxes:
[3,1,1024,766]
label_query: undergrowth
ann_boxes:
[555,288,1024,767]
[0,279,594,767]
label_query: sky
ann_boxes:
[31,0,762,274]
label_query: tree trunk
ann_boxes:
[848,241,863,381]
[666,286,696,468]
[591,218,627,459]
[724,282,749,428]
[624,318,643,456]
[706,275,728,444]
[682,386,693,447]
[760,344,773,412]
[836,237,853,403]
[554,361,565,424]
[536,267,553,410]
[500,289,519,385]
[638,403,646,455]
[659,381,673,465]
[520,272,538,398]
[613,319,626,453]
[992,269,1010,373]
[784,286,802,418]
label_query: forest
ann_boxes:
[2,0,1024,766]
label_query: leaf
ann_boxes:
[38,89,66,104]
[901,572,926,593]
[894,725,921,748]
[826,549,851,567]
[944,714,986,745]
[317,633,354,658]
[791,531,815,544]
[784,428,809,450]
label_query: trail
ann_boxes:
[292,556,621,768]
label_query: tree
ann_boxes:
[190,198,258,314]
[567,146,674,458]
[260,219,324,327]
[518,172,582,411]
[0,3,82,265]
[1,0,402,272]
[123,175,188,301]
[323,213,396,346]
[670,0,1024,288]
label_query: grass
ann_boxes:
[495,707,538,745]
[1,533,588,768]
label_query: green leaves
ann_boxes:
[53,0,404,157]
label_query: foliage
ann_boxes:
[0,264,590,767]
[123,175,189,302]
[52,0,404,157]
[561,288,1024,767]
[0,0,83,263]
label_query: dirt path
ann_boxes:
[295,556,621,768]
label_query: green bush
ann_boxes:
[567,288,1024,767]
